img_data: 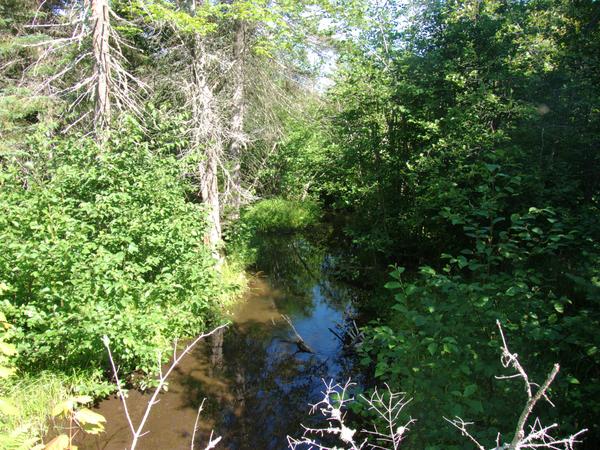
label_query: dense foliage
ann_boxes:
[0,127,222,376]
[1,0,599,448]
[359,202,599,447]
[260,0,600,447]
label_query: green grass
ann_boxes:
[0,370,111,449]
[225,198,322,269]
[216,258,249,308]
[241,198,321,232]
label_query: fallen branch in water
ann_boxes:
[329,318,364,351]
[281,314,314,353]
[103,323,228,450]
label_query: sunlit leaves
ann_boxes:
[0,127,220,375]
[74,408,106,434]
[0,399,18,416]
[43,434,70,450]
[48,396,106,444]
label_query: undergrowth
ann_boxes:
[0,125,247,448]
[0,370,111,449]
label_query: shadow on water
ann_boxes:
[82,231,363,450]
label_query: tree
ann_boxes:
[91,0,112,131]
[228,11,247,217]
[1,0,146,139]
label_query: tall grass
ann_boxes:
[225,198,321,268]
[0,370,110,449]
[240,198,321,232]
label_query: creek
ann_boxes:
[81,231,364,450]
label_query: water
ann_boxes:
[81,232,362,450]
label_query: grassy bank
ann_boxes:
[226,198,321,269]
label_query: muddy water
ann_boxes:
[82,233,361,450]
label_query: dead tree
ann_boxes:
[91,0,111,130]
[191,38,223,248]
[24,0,145,138]
[228,17,248,217]
[187,3,224,250]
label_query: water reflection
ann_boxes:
[83,231,361,450]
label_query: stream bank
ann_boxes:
[81,231,365,450]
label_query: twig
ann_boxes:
[191,398,206,450]
[288,379,413,450]
[448,321,587,450]
[103,323,228,450]
[444,416,486,450]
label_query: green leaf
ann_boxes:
[75,408,106,425]
[43,434,70,450]
[374,363,387,378]
[0,342,17,356]
[463,384,477,397]
[73,395,94,404]
[466,399,484,414]
[427,343,438,356]
[420,266,436,276]
[384,281,402,290]
[52,399,74,417]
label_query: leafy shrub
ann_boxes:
[0,129,221,375]
[358,198,600,448]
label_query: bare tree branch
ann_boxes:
[103,323,228,450]
[448,321,587,450]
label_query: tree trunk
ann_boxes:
[91,0,111,131]
[191,36,222,250]
[229,19,247,217]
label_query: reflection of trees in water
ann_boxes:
[179,321,357,450]
[174,228,363,449]
[254,233,325,296]
[253,231,365,320]
[209,327,224,376]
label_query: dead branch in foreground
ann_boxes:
[289,321,587,450]
[287,379,414,449]
[445,320,587,450]
[103,324,227,450]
